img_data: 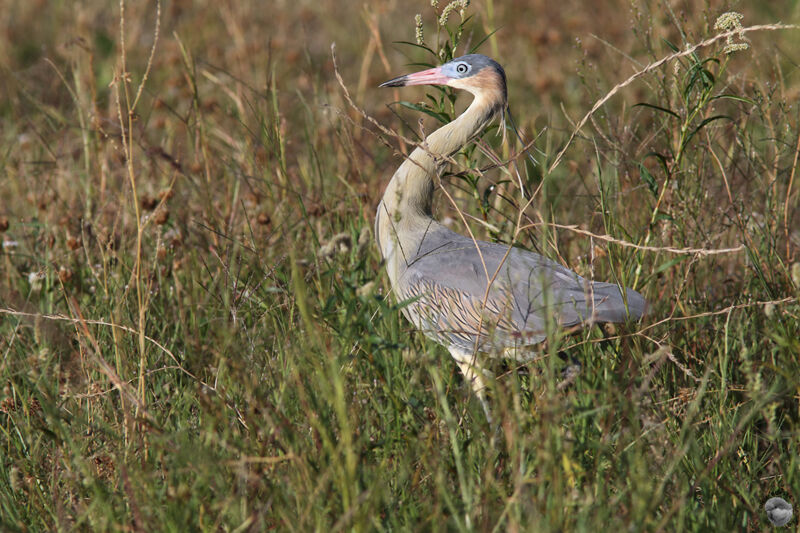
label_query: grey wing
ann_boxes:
[397,271,521,352]
[398,231,647,351]
[498,245,648,326]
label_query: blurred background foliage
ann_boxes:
[1,0,799,530]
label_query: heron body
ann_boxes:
[376,54,646,418]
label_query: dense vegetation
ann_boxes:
[1,0,799,530]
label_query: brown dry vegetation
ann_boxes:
[1,0,799,530]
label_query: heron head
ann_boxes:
[380,54,507,104]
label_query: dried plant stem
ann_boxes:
[0,306,210,387]
[119,0,147,421]
[784,129,800,260]
[113,0,162,453]
[547,24,800,174]
[131,0,161,112]
[518,222,745,256]
[643,296,795,330]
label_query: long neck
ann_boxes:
[377,94,502,254]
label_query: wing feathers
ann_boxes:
[397,228,646,350]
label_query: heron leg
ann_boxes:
[448,347,494,422]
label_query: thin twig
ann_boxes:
[640,296,796,332]
[784,128,800,261]
[547,24,800,174]
[517,222,745,256]
[0,307,212,390]
[131,0,161,112]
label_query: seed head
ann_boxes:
[415,14,424,45]
[713,11,743,31]
[438,0,469,27]
[714,11,749,54]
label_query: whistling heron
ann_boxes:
[376,54,647,419]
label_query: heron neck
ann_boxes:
[377,94,502,244]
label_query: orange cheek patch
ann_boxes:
[470,70,504,92]
[449,69,505,99]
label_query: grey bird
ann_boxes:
[765,497,793,527]
[375,54,647,419]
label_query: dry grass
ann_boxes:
[1,0,799,530]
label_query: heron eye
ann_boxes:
[456,63,469,74]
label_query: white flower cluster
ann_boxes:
[713,11,749,54]
[438,0,470,27]
[415,14,424,45]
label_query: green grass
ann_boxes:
[1,0,799,530]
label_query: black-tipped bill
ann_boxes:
[379,66,449,88]
[379,75,409,88]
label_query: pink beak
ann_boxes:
[380,66,450,88]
